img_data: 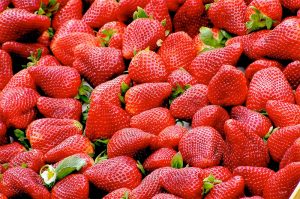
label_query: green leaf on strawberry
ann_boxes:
[13,129,31,150]
[171,152,184,169]
[202,174,222,195]
[133,7,149,20]
[246,6,275,33]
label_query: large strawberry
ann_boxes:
[281,0,300,10]
[167,68,198,88]
[143,148,177,171]
[0,142,25,164]
[103,188,131,199]
[1,41,49,58]
[0,50,13,91]
[187,43,243,85]
[1,69,35,92]
[117,0,150,22]
[203,166,233,182]
[280,137,300,169]
[84,156,142,192]
[283,60,300,89]
[11,0,48,12]
[246,67,294,111]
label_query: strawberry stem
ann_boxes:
[13,129,31,150]
[171,152,184,169]
[133,7,149,20]
[202,174,222,195]
[137,160,146,175]
[246,6,275,33]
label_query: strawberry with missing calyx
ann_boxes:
[0,50,13,91]
[283,60,300,89]
[143,148,177,171]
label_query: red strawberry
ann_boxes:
[152,193,182,199]
[36,55,60,66]
[281,0,300,10]
[208,0,247,35]
[0,0,10,13]
[203,166,233,182]
[0,142,25,164]
[246,67,294,111]
[240,197,264,199]
[9,149,45,173]
[166,0,185,11]
[84,156,142,192]
[1,41,49,58]
[37,97,82,120]
[51,174,89,199]
[28,65,81,98]
[231,106,272,138]
[296,85,300,105]
[280,138,300,169]
[117,0,150,22]
[53,153,94,173]
[1,69,35,92]
[205,176,245,199]
[223,119,269,170]
[179,126,225,168]
[187,43,243,85]
[0,120,7,145]
[192,105,230,136]
[103,188,131,199]
[170,84,209,119]
[263,162,300,199]
[27,118,83,154]
[158,31,197,73]
[173,0,204,37]
[233,166,274,196]
[73,44,125,87]
[143,148,177,171]
[0,193,7,199]
[167,68,198,88]
[37,29,53,46]
[107,128,155,158]
[125,83,172,115]
[11,0,48,12]
[283,60,300,89]
[245,59,283,81]
[0,9,50,43]
[128,50,168,83]
[0,50,13,91]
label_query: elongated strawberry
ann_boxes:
[125,83,172,115]
[281,0,300,10]
[152,193,182,199]
[1,69,35,92]
[11,0,48,12]
[246,67,294,111]
[84,156,142,192]
[1,41,49,58]
[203,166,233,182]
[187,43,243,85]
[117,0,150,22]
[0,142,25,164]
[143,148,177,171]
[245,59,283,80]
[103,188,131,199]
[283,60,300,89]
[167,68,198,88]
[0,50,13,91]
[97,21,126,49]
[107,128,155,158]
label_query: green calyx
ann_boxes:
[171,152,184,169]
[75,79,93,104]
[121,191,129,199]
[22,48,42,68]
[263,126,279,142]
[133,7,149,20]
[137,160,146,175]
[169,84,191,105]
[94,150,108,164]
[246,6,275,33]
[47,27,54,38]
[199,27,231,52]
[100,29,116,47]
[14,129,31,150]
[82,105,89,124]
[118,82,130,105]
[202,174,222,195]
[36,0,60,18]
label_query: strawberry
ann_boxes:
[192,105,230,136]
[223,119,269,170]
[296,85,300,105]
[263,162,300,199]
[207,0,247,35]
[0,121,7,145]
[28,65,81,98]
[280,138,300,169]
[158,31,197,73]
[283,60,300,89]
[0,193,7,199]
[0,50,13,91]
[0,142,25,164]
[103,188,131,199]
[130,107,175,135]
[231,106,272,138]
[37,97,82,120]
[51,174,89,199]
[281,0,300,10]
[245,0,282,33]
[1,41,49,58]
[9,149,45,173]
[173,0,204,37]
[143,148,177,171]
[0,0,10,13]
[166,0,185,11]
[179,126,225,168]
[27,118,83,154]
[167,68,198,88]
[73,44,125,87]
[84,156,142,192]
[240,197,264,199]
[245,59,283,81]
[187,43,243,85]
[205,176,245,199]
[152,193,182,199]
[203,166,233,182]
[233,166,274,196]
[246,67,294,111]
[117,0,150,22]
[128,50,168,83]
[11,0,48,12]
[125,83,172,115]
[37,29,53,46]
[0,9,50,43]
[53,153,94,173]
[107,128,155,158]
[267,124,300,162]
[97,21,126,49]
[1,69,35,92]
[36,55,60,66]
[170,84,209,119]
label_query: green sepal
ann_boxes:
[94,150,108,164]
[263,126,279,142]
[75,80,93,104]
[171,152,183,169]
[121,82,130,94]
[14,129,31,150]
[2,163,9,170]
[245,6,275,33]
[137,160,146,175]
[82,105,90,124]
[199,27,231,52]
[100,29,116,47]
[169,84,190,105]
[22,48,43,68]
[260,109,268,116]
[121,191,129,199]
[21,163,28,168]
[133,7,149,20]
[36,0,60,18]
[94,139,109,146]
[48,27,54,38]
[161,19,167,27]
[55,156,86,181]
[205,4,211,10]
[202,174,222,195]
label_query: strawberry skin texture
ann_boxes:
[297,85,300,105]
[117,0,150,22]
[1,41,49,58]
[280,137,300,169]
[246,67,294,111]
[51,174,89,199]
[84,156,142,192]
[187,43,243,85]
[281,0,300,10]
[203,166,233,182]
[0,50,13,91]
[11,0,48,12]
[283,60,300,89]
[2,69,35,92]
[0,193,7,199]
[0,142,25,164]
[103,188,131,199]
[168,68,198,88]
[125,83,172,115]
[143,148,177,171]
[152,193,182,199]
[0,0,10,13]
[36,55,61,66]
[0,120,7,145]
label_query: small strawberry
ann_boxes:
[103,188,131,199]
[281,0,300,10]
[1,69,35,92]
[280,137,300,169]
[203,166,233,182]
[0,142,25,164]
[283,60,300,89]
[117,0,150,22]
[11,0,48,12]
[0,50,13,91]
[143,148,177,171]
[152,193,182,199]
[167,68,198,88]
[1,42,49,59]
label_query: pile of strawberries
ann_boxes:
[0,0,300,198]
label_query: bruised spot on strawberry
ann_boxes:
[171,152,184,169]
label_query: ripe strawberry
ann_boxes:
[0,142,25,164]
[152,193,182,199]
[36,55,60,66]
[187,43,243,85]
[263,162,300,199]
[11,0,48,12]
[170,84,209,119]
[0,120,7,145]
[51,174,89,199]
[73,44,125,87]
[128,50,168,83]
[27,118,83,154]
[280,138,300,169]
[84,156,142,192]
[167,68,198,88]
[1,69,35,92]
[208,0,247,35]
[37,97,82,120]
[166,0,185,11]
[281,0,300,10]
[125,83,172,115]
[103,188,131,199]
[158,31,197,73]
[107,128,155,158]
[0,9,50,43]
[179,126,225,168]
[173,0,204,37]
[223,119,269,170]
[203,166,233,182]
[9,149,45,173]
[246,67,294,111]
[0,0,10,13]
[0,50,13,91]
[296,85,300,105]
[231,106,272,138]
[192,105,230,136]
[245,59,283,81]
[240,197,264,199]
[117,0,150,22]
[28,65,81,98]
[2,42,49,59]
[0,193,7,199]
[143,148,177,171]
[283,60,300,89]
[37,29,53,46]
